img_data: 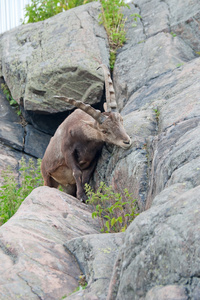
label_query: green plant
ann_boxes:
[85,182,138,233]
[23,0,92,23]
[99,0,129,69]
[63,275,87,298]
[1,83,21,116]
[176,62,184,68]
[131,12,142,27]
[0,158,43,225]
[1,83,18,106]
[170,31,177,37]
[154,108,160,122]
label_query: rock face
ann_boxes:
[0,2,108,113]
[103,1,200,299]
[0,79,51,182]
[0,187,123,300]
[0,0,200,299]
[0,1,109,133]
[107,186,200,300]
[0,187,100,299]
[93,0,200,211]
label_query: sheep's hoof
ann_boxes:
[77,193,87,203]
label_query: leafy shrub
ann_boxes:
[99,0,129,69]
[23,0,92,23]
[85,182,138,233]
[1,83,21,115]
[0,158,43,225]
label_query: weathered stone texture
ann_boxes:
[65,232,124,300]
[0,187,100,300]
[0,2,109,114]
[107,186,200,300]
[0,0,200,299]
[105,1,200,299]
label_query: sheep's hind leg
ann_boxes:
[61,184,76,197]
[44,174,59,189]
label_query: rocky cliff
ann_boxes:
[0,1,200,299]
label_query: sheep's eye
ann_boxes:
[102,130,108,134]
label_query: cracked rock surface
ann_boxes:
[0,187,101,300]
[0,1,200,299]
[0,2,109,116]
[0,78,51,164]
[101,1,200,299]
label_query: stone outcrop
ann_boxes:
[0,0,200,299]
[0,187,100,299]
[101,1,200,299]
[0,187,124,300]
[107,185,200,300]
[0,1,109,133]
[0,79,51,177]
[94,0,200,210]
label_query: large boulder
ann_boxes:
[0,187,124,300]
[0,187,100,299]
[65,232,124,300]
[101,0,200,298]
[93,0,200,211]
[107,185,200,300]
[0,2,109,132]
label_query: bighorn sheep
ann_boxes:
[41,65,131,202]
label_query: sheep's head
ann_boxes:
[91,112,131,149]
[54,96,132,149]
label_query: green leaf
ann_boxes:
[118,216,123,223]
[105,220,110,232]
[121,226,126,232]
[111,218,116,227]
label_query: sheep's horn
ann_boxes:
[54,96,107,124]
[97,64,117,112]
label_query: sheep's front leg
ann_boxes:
[73,168,87,202]
[82,159,98,187]
[65,152,86,202]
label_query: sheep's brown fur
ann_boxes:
[41,65,131,202]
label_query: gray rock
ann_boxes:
[134,0,200,48]
[145,285,188,300]
[114,32,196,110]
[147,119,200,207]
[65,232,124,300]
[107,186,200,300]
[0,81,24,151]
[0,2,109,115]
[0,120,24,151]
[0,187,100,300]
[0,78,19,123]
[92,109,155,210]
[0,0,200,299]
[114,0,199,111]
[24,124,51,158]
[95,0,200,212]
[104,1,200,299]
[0,81,52,158]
